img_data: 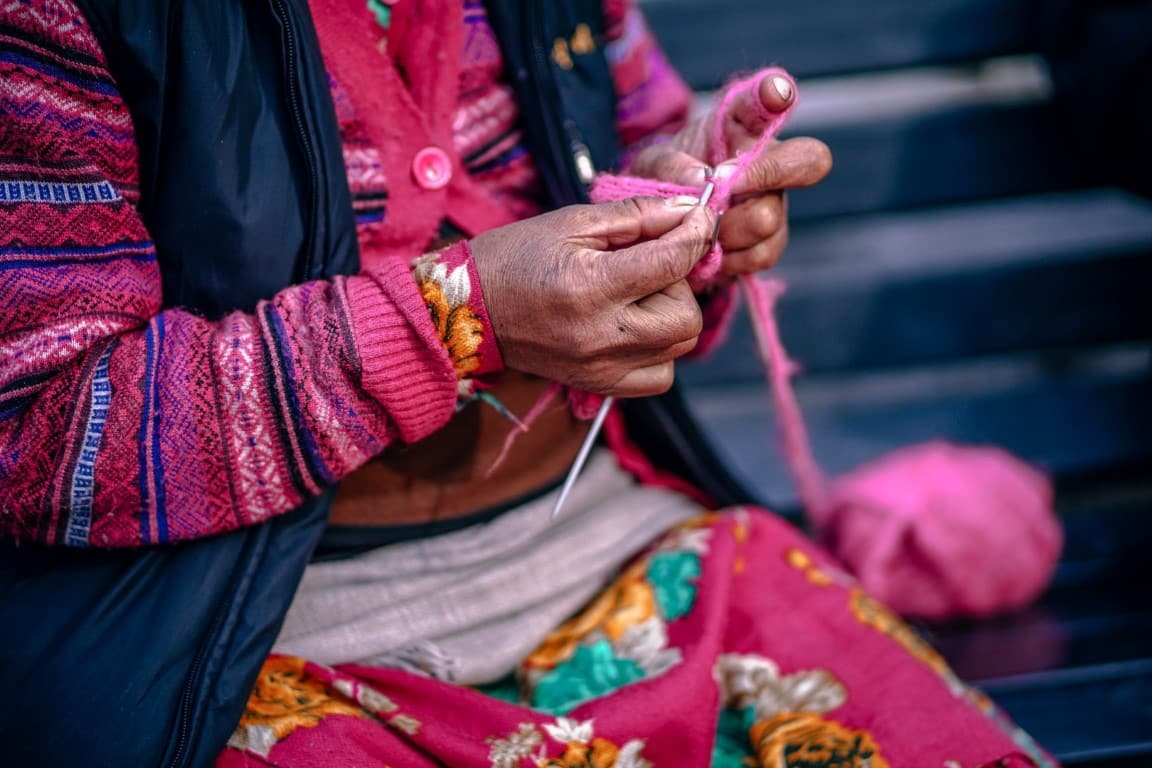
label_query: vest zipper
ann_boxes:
[271,0,322,279]
[165,592,233,768]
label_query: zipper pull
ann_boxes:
[565,121,596,185]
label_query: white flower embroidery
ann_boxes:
[487,722,544,768]
[388,714,422,735]
[615,740,653,768]
[658,526,712,555]
[331,677,356,700]
[358,686,400,715]
[543,717,596,744]
[413,256,472,308]
[226,724,278,758]
[715,653,847,720]
[614,618,682,677]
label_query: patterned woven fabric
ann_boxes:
[0,0,463,547]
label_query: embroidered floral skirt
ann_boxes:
[217,509,1056,768]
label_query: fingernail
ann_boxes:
[666,195,700,208]
[772,76,794,103]
[714,162,738,181]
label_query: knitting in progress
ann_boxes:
[590,68,1063,620]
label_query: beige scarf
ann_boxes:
[274,451,702,684]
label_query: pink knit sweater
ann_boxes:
[0,0,701,547]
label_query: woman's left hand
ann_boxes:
[629,73,833,277]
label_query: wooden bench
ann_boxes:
[642,0,1152,763]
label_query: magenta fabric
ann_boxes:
[216,509,1057,768]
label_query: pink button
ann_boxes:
[412,146,452,190]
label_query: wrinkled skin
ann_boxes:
[470,196,716,397]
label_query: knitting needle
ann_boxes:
[550,394,613,519]
[551,171,717,519]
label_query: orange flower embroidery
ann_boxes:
[539,737,621,768]
[236,656,365,744]
[420,278,485,377]
[751,712,890,768]
[526,560,656,670]
[850,589,950,678]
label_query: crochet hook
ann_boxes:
[551,171,717,519]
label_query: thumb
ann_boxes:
[605,206,716,299]
[716,70,796,156]
[570,195,701,250]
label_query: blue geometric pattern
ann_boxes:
[65,343,114,547]
[0,179,120,204]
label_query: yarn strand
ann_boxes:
[739,275,828,518]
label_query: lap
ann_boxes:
[219,508,1056,768]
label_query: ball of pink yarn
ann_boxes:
[815,442,1062,620]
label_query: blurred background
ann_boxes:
[642,0,1152,763]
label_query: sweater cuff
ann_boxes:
[411,240,504,379]
[345,260,459,444]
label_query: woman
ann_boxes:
[0,0,1054,765]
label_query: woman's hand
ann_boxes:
[629,74,832,277]
[470,196,716,397]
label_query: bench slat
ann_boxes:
[681,191,1152,378]
[641,0,1037,85]
[682,364,1152,508]
[786,101,1091,221]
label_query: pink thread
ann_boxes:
[739,276,826,515]
[567,389,606,421]
[485,382,562,477]
[588,175,698,204]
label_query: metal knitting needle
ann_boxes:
[551,172,717,520]
[550,394,614,519]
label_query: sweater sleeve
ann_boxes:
[604,0,694,168]
[0,3,497,548]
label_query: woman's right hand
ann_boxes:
[470,196,716,397]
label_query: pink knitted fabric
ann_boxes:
[592,69,794,290]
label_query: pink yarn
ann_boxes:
[592,69,795,290]
[485,382,562,477]
[589,66,1063,619]
[817,443,1062,620]
[743,280,1061,620]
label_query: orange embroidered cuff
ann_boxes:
[410,240,504,380]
